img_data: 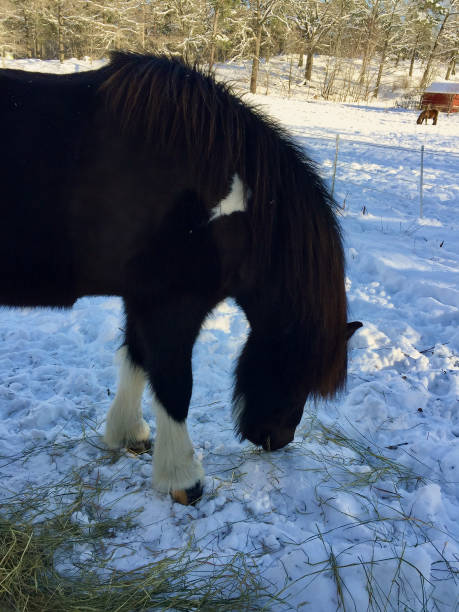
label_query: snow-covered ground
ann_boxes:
[1,58,459,610]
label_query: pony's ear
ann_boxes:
[346,321,363,340]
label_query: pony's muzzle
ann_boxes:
[261,427,295,452]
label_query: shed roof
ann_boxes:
[425,81,459,94]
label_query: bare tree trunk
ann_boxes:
[374,46,387,97]
[57,1,64,63]
[33,11,39,57]
[23,10,33,58]
[140,1,146,51]
[445,53,456,79]
[358,0,380,86]
[374,2,397,98]
[298,51,303,67]
[326,0,345,99]
[408,32,420,77]
[208,5,220,71]
[304,49,314,81]
[265,55,270,94]
[250,21,262,94]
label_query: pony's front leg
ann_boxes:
[153,398,204,505]
[103,346,151,451]
[124,299,210,505]
[148,341,204,505]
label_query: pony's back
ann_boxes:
[0,68,93,305]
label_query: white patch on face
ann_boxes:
[152,400,204,493]
[104,346,150,449]
[210,174,246,221]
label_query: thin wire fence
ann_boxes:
[309,133,459,157]
[297,131,459,219]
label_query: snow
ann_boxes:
[1,58,459,610]
[425,81,459,94]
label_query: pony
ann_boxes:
[417,107,439,125]
[0,53,362,505]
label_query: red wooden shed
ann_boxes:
[421,82,459,113]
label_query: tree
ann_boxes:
[374,0,402,97]
[444,38,457,78]
[243,0,285,93]
[293,0,336,82]
[419,0,458,89]
[356,0,383,87]
[440,12,458,79]
[402,1,434,78]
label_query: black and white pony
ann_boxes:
[0,53,361,505]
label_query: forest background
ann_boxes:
[0,0,457,101]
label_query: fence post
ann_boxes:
[331,134,340,197]
[420,144,424,218]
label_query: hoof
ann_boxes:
[104,417,151,451]
[126,438,152,455]
[171,481,203,506]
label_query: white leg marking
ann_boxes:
[152,400,204,493]
[104,346,150,449]
[210,174,246,221]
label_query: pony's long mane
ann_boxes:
[99,52,348,398]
